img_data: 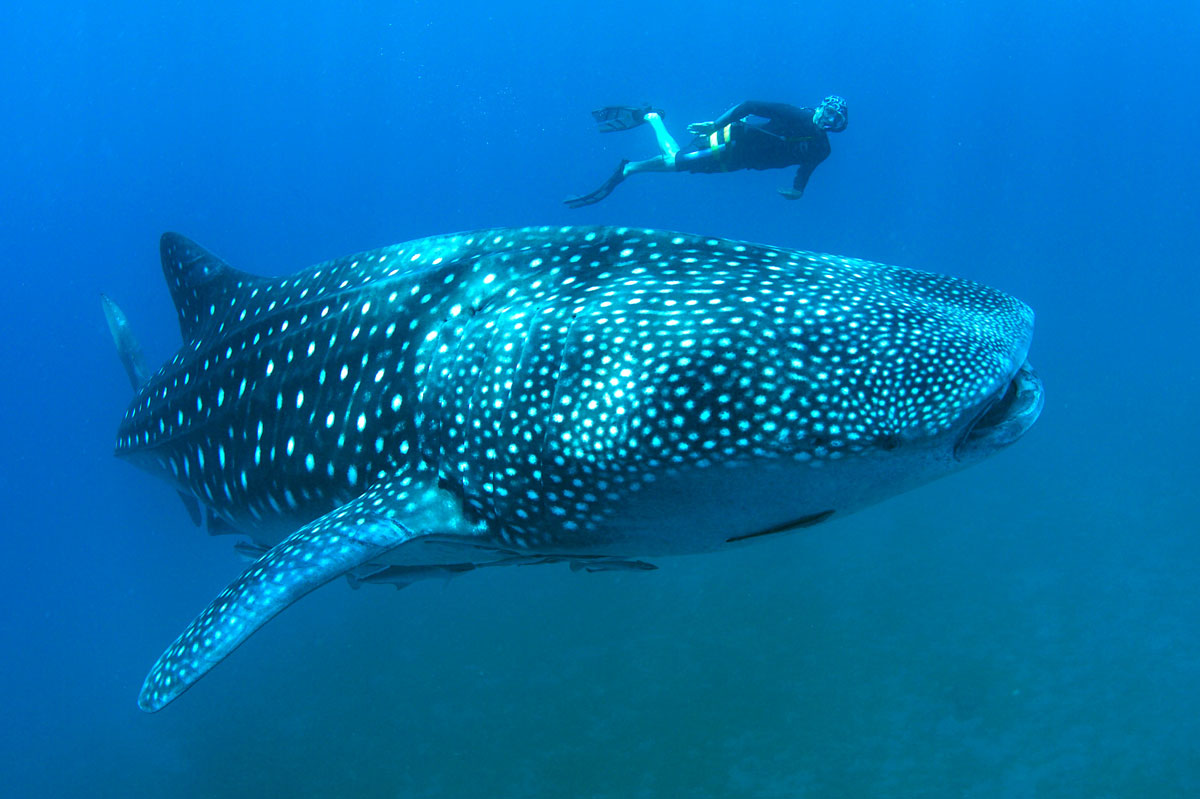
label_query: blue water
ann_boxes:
[2,1,1197,795]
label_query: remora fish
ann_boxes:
[109,226,1043,711]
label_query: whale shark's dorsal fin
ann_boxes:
[160,233,266,342]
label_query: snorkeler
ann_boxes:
[564,97,848,208]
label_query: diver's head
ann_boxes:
[813,95,848,132]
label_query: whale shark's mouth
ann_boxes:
[954,360,1044,460]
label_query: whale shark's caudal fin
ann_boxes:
[138,469,480,712]
[100,294,149,391]
[101,293,204,527]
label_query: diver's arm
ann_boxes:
[792,162,817,191]
[707,102,754,130]
[713,100,797,128]
[778,163,817,200]
[691,101,780,135]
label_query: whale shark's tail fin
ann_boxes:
[102,293,204,528]
[101,294,149,391]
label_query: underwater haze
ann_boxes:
[1,0,1197,796]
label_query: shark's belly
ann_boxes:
[555,449,952,558]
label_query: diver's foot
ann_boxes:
[592,106,664,133]
[564,160,630,209]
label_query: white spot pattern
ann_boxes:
[118,226,1033,549]
[120,226,1038,712]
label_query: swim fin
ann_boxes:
[564,160,630,209]
[591,106,662,133]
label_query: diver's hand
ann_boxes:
[687,121,716,136]
[777,188,804,200]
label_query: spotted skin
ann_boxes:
[115,225,1042,711]
[138,467,476,711]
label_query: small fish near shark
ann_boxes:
[106,225,1044,712]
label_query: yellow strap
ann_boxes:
[709,124,735,155]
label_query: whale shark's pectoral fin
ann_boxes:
[137,473,479,712]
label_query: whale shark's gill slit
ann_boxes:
[726,509,835,543]
[424,307,494,511]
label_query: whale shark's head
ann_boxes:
[806,254,1044,468]
[532,239,1045,552]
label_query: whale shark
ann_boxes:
[108,226,1043,711]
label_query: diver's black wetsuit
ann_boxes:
[679,101,831,194]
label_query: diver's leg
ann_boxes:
[623,154,678,175]
[564,111,684,208]
[643,112,680,158]
[673,146,728,174]
[626,109,684,174]
[564,160,632,208]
